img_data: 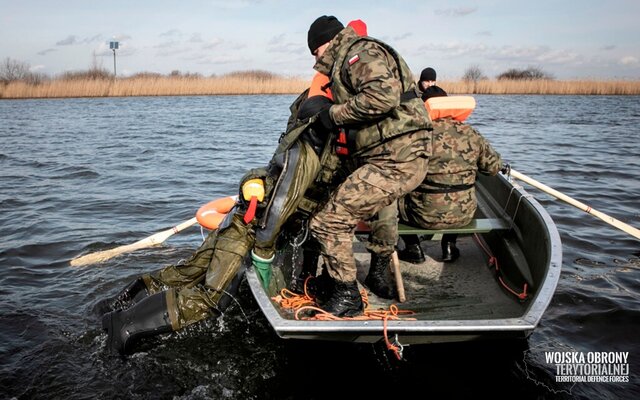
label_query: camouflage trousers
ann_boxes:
[368,187,477,253]
[399,187,477,229]
[139,140,321,329]
[310,143,428,283]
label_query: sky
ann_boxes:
[1,0,639,81]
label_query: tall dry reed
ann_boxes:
[0,75,309,99]
[442,79,640,95]
[1,75,640,99]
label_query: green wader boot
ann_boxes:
[251,250,274,289]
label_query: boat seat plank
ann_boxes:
[356,218,510,235]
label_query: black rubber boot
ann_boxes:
[309,265,334,305]
[101,290,175,355]
[320,280,364,317]
[397,234,425,264]
[93,277,149,316]
[290,250,320,294]
[364,253,397,300]
[441,234,460,263]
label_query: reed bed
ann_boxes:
[1,75,640,99]
[0,75,309,99]
[442,79,640,95]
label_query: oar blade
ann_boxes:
[69,217,198,267]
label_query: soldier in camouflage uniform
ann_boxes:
[371,115,503,265]
[304,16,432,316]
[98,85,344,354]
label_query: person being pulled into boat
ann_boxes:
[304,15,432,316]
[418,67,447,102]
[97,74,347,355]
[370,91,503,265]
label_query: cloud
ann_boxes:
[195,54,250,65]
[267,33,303,54]
[189,33,203,43]
[82,34,105,44]
[56,35,78,46]
[154,40,181,49]
[37,48,57,56]
[268,34,286,45]
[209,0,262,10]
[434,7,478,17]
[159,29,181,37]
[113,34,132,42]
[601,45,616,51]
[418,41,488,57]
[202,38,224,50]
[477,30,492,37]
[156,46,193,57]
[29,64,45,72]
[619,56,638,66]
[392,32,413,41]
[417,41,585,67]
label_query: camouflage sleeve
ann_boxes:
[329,42,402,125]
[476,131,503,176]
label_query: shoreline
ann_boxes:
[2,76,640,99]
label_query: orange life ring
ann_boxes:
[196,196,237,230]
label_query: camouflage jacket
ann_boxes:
[400,119,502,229]
[314,27,432,157]
[425,119,502,187]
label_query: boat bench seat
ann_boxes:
[356,218,510,235]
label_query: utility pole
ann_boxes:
[109,41,119,77]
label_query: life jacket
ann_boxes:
[308,72,333,100]
[307,72,349,156]
[328,33,432,156]
[425,96,476,122]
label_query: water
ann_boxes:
[1,95,639,399]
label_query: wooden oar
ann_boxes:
[391,251,406,303]
[510,168,640,241]
[70,217,198,267]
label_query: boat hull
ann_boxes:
[247,173,562,344]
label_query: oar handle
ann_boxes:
[510,169,640,240]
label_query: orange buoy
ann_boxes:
[196,196,237,230]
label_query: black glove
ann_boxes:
[298,95,332,120]
[316,107,337,131]
[500,163,511,174]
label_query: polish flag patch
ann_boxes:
[348,54,360,65]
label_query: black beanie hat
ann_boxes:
[308,15,344,54]
[420,67,437,82]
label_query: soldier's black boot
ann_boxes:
[102,289,175,355]
[320,280,364,317]
[93,277,150,316]
[364,253,397,300]
[397,234,425,264]
[441,234,460,263]
[310,265,334,305]
[290,250,320,294]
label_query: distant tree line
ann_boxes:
[0,57,283,85]
[2,56,555,86]
[462,65,554,83]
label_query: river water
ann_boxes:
[1,95,638,399]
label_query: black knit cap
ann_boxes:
[420,67,437,82]
[307,15,344,54]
